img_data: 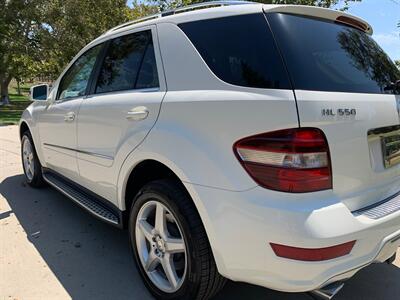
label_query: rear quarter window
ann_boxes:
[178,14,291,90]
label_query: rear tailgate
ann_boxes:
[266,10,400,211]
[295,91,400,211]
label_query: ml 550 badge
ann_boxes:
[322,108,357,117]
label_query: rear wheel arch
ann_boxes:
[123,160,189,226]
[121,159,222,274]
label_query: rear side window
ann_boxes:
[267,13,400,94]
[95,30,159,94]
[136,42,159,89]
[179,14,291,90]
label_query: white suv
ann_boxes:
[20,2,400,299]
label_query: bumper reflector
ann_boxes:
[270,241,356,261]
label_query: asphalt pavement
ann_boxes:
[1,125,400,300]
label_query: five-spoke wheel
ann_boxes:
[136,201,187,293]
[21,131,44,187]
[129,179,226,300]
[22,137,35,181]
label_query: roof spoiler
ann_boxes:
[264,5,373,35]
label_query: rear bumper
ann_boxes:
[318,230,400,288]
[187,183,400,292]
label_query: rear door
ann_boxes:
[267,12,400,211]
[76,26,166,204]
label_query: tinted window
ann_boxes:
[267,13,400,94]
[136,42,159,89]
[58,45,101,100]
[179,14,291,90]
[95,30,158,94]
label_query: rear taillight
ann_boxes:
[233,128,332,193]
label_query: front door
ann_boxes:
[38,44,103,181]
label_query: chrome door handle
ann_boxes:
[126,106,149,121]
[64,112,75,122]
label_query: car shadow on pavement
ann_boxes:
[1,174,400,300]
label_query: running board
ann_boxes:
[43,171,122,227]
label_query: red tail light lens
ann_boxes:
[233,128,332,193]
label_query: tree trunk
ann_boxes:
[0,75,12,105]
[17,79,21,95]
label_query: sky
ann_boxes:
[337,0,400,61]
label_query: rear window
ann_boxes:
[179,14,291,90]
[267,13,400,94]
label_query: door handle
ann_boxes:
[126,106,149,121]
[64,112,75,122]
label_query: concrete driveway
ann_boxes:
[1,125,400,300]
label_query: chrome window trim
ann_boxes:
[85,87,161,99]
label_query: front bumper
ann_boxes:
[186,183,400,292]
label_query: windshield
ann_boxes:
[267,13,400,94]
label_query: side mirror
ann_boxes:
[30,84,49,101]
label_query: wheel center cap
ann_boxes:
[154,235,165,252]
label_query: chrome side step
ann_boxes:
[311,282,345,300]
[43,172,121,227]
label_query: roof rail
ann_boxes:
[105,1,255,34]
[161,1,254,17]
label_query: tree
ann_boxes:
[0,0,135,105]
[36,0,132,78]
[129,0,159,20]
[150,0,361,11]
[37,0,163,78]
[0,0,44,105]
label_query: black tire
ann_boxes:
[21,131,45,187]
[129,179,226,300]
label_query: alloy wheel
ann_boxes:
[22,138,35,181]
[135,200,187,293]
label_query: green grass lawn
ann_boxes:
[0,82,32,125]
